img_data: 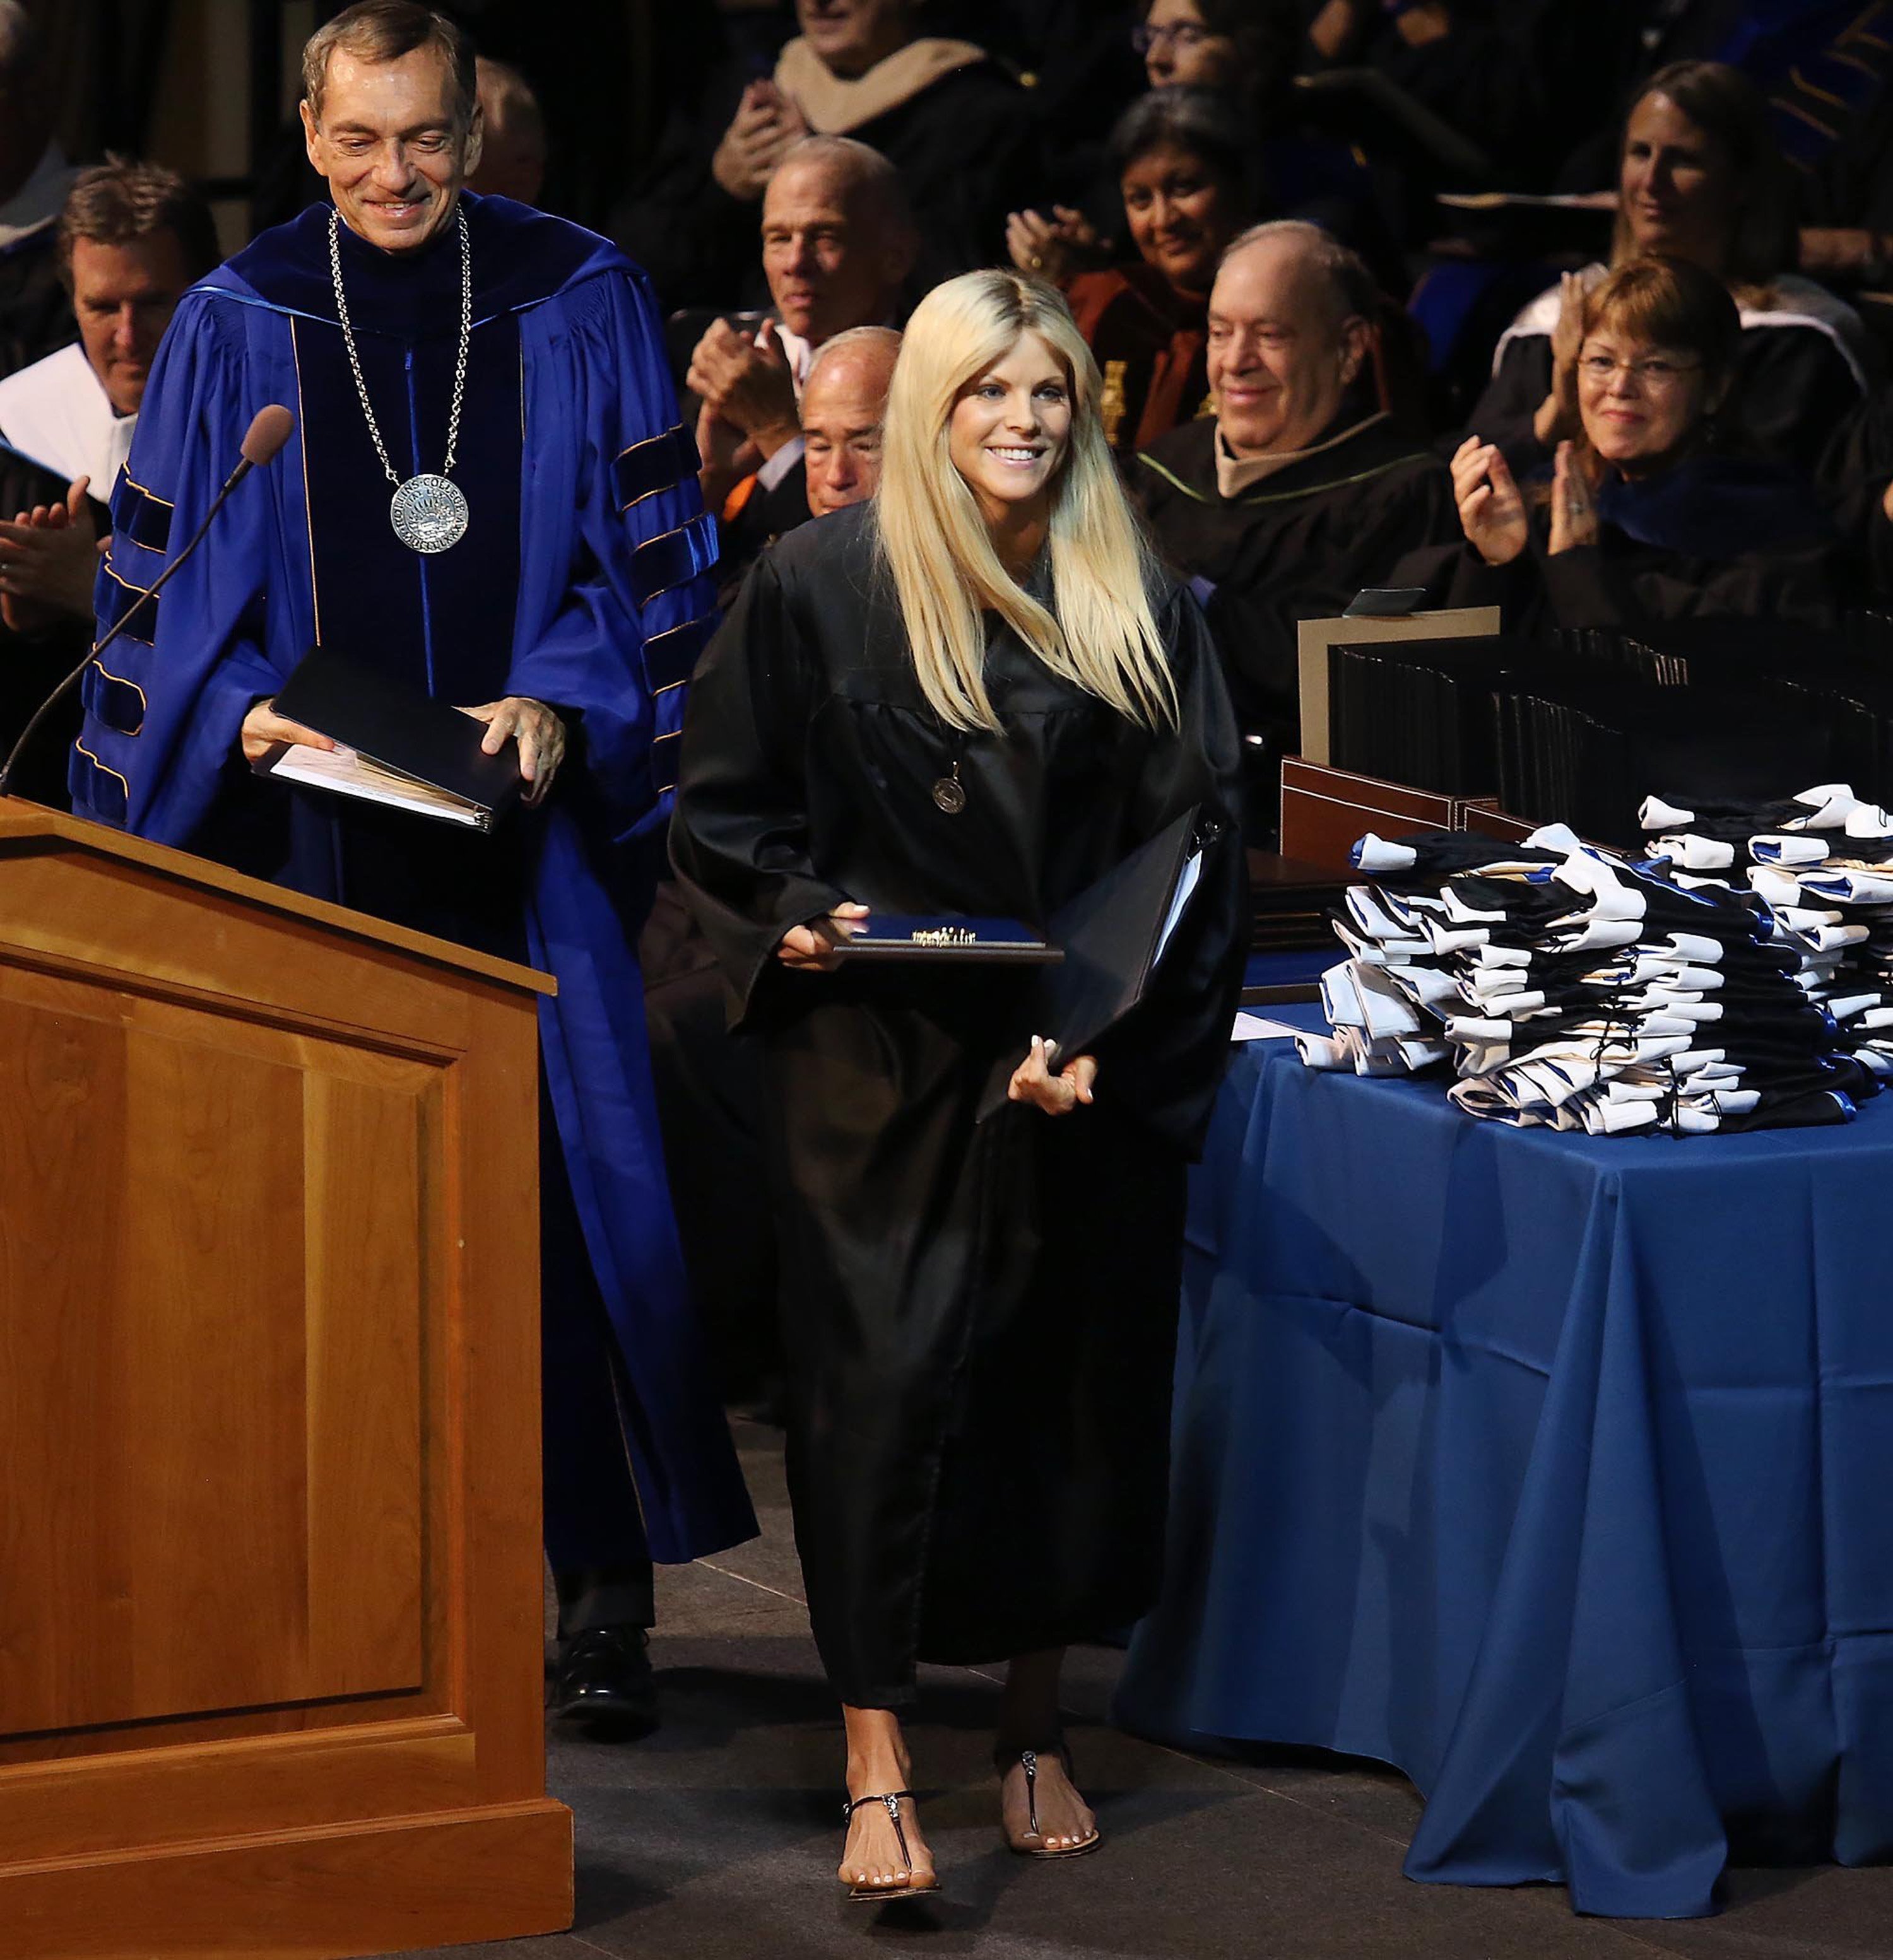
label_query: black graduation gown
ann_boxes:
[1464,322,1864,484]
[0,442,102,809]
[0,232,73,385]
[670,502,1246,1706]
[1134,411,1460,748]
[1815,392,1893,603]
[613,54,1039,314]
[1425,516,1854,632]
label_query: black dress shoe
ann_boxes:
[550,1626,658,1735]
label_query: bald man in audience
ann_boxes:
[798,324,900,519]
[688,136,914,522]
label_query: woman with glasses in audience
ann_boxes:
[1006,88,1255,455]
[1464,61,1871,483]
[671,268,1245,1904]
[1441,257,1854,629]
[1134,0,1297,95]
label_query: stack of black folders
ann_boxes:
[1324,621,1885,852]
[1326,632,1531,795]
[249,646,526,831]
[829,807,1205,1117]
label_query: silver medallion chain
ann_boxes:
[326,206,473,553]
[327,204,471,487]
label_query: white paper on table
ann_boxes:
[1230,1012,1308,1042]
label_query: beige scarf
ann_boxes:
[775,35,986,134]
[1214,410,1391,500]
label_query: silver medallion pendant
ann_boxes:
[931,775,967,815]
[390,473,470,554]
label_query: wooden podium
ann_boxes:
[0,802,572,1957]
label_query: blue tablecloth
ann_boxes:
[1116,1031,1893,1918]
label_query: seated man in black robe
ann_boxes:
[687,137,914,552]
[613,0,1040,310]
[1134,220,1457,816]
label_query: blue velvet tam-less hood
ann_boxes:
[1589,452,1839,562]
[213,191,621,334]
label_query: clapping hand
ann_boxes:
[777,901,871,970]
[1548,440,1598,556]
[1450,435,1530,566]
[1006,1035,1099,1116]
[1005,206,1103,285]
[711,79,810,201]
[687,317,800,456]
[0,476,103,633]
[1533,269,1588,448]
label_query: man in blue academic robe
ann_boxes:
[68,0,756,1726]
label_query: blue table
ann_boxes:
[1116,1028,1893,1918]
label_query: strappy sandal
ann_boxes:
[995,1744,1102,1859]
[839,1789,940,1902]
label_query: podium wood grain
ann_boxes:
[0,802,572,1956]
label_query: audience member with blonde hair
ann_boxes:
[671,267,1246,1903]
[1463,61,1870,481]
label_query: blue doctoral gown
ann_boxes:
[70,193,756,1565]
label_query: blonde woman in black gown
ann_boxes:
[672,268,1245,1901]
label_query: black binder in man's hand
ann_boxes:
[977,804,1206,1118]
[252,646,525,830]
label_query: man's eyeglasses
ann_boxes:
[1132,22,1213,54]
[1577,354,1701,386]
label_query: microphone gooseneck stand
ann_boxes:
[0,404,297,803]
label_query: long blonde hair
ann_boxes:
[873,269,1177,733]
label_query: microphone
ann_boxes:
[240,403,295,471]
[0,405,298,801]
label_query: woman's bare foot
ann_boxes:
[840,1705,937,1895]
[999,1748,1098,1855]
[841,1790,937,1893]
[996,1648,1099,1855]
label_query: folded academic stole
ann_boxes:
[252,645,525,830]
[1641,782,1893,1084]
[1300,814,1875,1136]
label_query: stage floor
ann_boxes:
[384,1416,1893,1960]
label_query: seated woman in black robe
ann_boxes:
[1007,88,1255,457]
[1026,1,1405,296]
[1462,61,1870,485]
[1439,257,1853,629]
[671,269,1246,1901]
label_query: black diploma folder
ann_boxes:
[1039,804,1203,1058]
[973,806,1205,1118]
[252,647,524,830]
[830,916,1063,963]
